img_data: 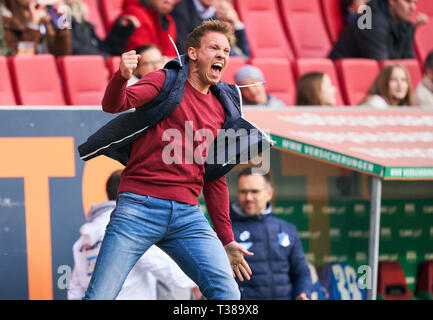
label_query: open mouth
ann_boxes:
[210,63,223,77]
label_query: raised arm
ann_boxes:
[102,50,165,113]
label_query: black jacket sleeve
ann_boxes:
[171,0,202,55]
[289,230,313,299]
[355,18,390,60]
[101,18,136,56]
[233,27,251,59]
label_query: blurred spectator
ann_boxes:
[1,0,71,56]
[329,0,425,61]
[65,0,139,57]
[296,72,337,106]
[67,169,198,300]
[127,44,165,86]
[171,0,216,55]
[0,0,8,55]
[172,0,250,58]
[214,0,250,59]
[340,0,369,26]
[122,0,177,57]
[235,65,285,108]
[230,167,313,300]
[360,64,414,107]
[414,50,433,106]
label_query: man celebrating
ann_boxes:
[230,167,312,300]
[79,20,272,300]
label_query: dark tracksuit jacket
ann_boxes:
[230,202,313,300]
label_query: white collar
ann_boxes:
[192,0,216,20]
[232,202,273,218]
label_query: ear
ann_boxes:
[266,187,274,202]
[187,47,198,61]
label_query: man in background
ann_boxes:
[329,0,427,61]
[230,167,312,300]
[171,0,216,55]
[235,65,285,107]
[172,0,250,58]
[127,44,165,86]
[68,170,197,300]
[122,0,177,56]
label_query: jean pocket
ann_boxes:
[117,192,150,205]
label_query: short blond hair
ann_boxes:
[185,19,235,50]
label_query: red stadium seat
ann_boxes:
[58,55,108,106]
[379,59,423,89]
[81,0,107,39]
[221,56,246,84]
[278,0,332,58]
[235,0,294,59]
[415,0,433,64]
[335,59,380,105]
[8,54,65,106]
[0,56,16,105]
[378,262,413,300]
[106,56,121,78]
[320,0,344,42]
[294,58,345,105]
[100,0,124,32]
[416,261,433,300]
[250,58,295,105]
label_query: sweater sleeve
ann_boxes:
[202,176,234,246]
[101,69,166,113]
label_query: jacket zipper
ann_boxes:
[263,220,274,299]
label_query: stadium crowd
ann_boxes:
[1,0,432,107]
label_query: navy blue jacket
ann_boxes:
[230,202,313,300]
[77,55,272,182]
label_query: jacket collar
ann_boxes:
[230,201,273,221]
[165,54,242,119]
[164,53,188,70]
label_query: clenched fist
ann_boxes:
[120,50,141,80]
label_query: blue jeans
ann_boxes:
[83,192,240,300]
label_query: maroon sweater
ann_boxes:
[101,70,234,245]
